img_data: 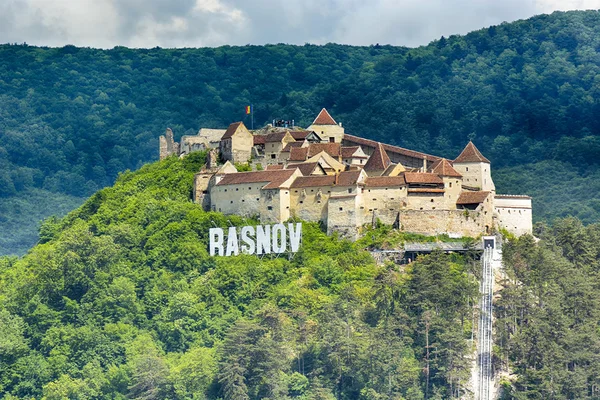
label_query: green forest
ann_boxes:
[3,10,600,254]
[1,153,599,399]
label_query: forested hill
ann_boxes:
[1,153,599,399]
[4,10,600,254]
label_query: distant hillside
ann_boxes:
[4,10,600,254]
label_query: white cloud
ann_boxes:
[0,0,598,48]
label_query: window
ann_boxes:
[242,199,245,202]
[466,167,469,171]
[329,137,335,143]
[224,189,227,192]
[271,154,276,159]
[317,200,321,203]
[360,160,363,164]
[339,207,343,211]
[236,188,238,191]
[348,188,353,193]
[267,206,273,210]
[430,199,434,202]
[249,187,251,190]
[373,198,377,201]
[449,182,452,188]
[230,201,233,204]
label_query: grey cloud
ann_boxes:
[0,0,596,48]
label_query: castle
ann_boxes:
[160,109,532,238]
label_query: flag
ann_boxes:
[245,105,252,115]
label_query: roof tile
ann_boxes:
[457,191,491,204]
[311,108,337,125]
[363,142,391,172]
[454,141,490,163]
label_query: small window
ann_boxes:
[249,187,251,190]
[339,207,343,211]
[420,207,423,210]
[311,189,314,192]
[267,206,273,210]
[236,188,238,191]
[224,189,227,192]
[286,206,289,209]
[373,198,377,201]
[271,154,276,159]
[295,190,298,193]
[348,188,353,193]
[317,200,321,203]
[256,198,259,201]
[449,182,452,188]
[299,201,303,204]
[466,167,469,171]
[430,199,434,202]
[369,209,373,212]
[360,206,364,209]
[230,201,233,204]
[242,199,245,202]
[329,137,335,143]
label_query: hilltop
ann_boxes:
[4,10,600,253]
[1,154,600,398]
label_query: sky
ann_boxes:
[1,0,599,49]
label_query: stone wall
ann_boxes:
[494,195,533,236]
[159,128,179,160]
[398,209,487,237]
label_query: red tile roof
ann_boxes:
[286,162,320,176]
[336,170,363,186]
[308,143,341,158]
[282,142,304,152]
[404,173,444,184]
[364,176,406,187]
[216,169,296,189]
[290,175,335,188]
[289,147,309,161]
[454,141,490,163]
[341,146,367,158]
[253,135,266,145]
[311,108,337,125]
[265,131,291,143]
[289,131,310,140]
[364,142,392,172]
[343,134,440,162]
[266,164,284,170]
[431,158,462,177]
[457,191,490,204]
[221,121,243,140]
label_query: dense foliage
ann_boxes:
[4,10,600,253]
[0,154,479,399]
[497,219,600,398]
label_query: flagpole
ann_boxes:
[251,104,254,130]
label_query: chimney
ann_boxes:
[338,122,343,127]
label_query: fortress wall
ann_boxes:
[399,209,486,237]
[495,195,533,236]
[327,195,360,239]
[290,188,330,222]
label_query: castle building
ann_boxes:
[161,109,532,238]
